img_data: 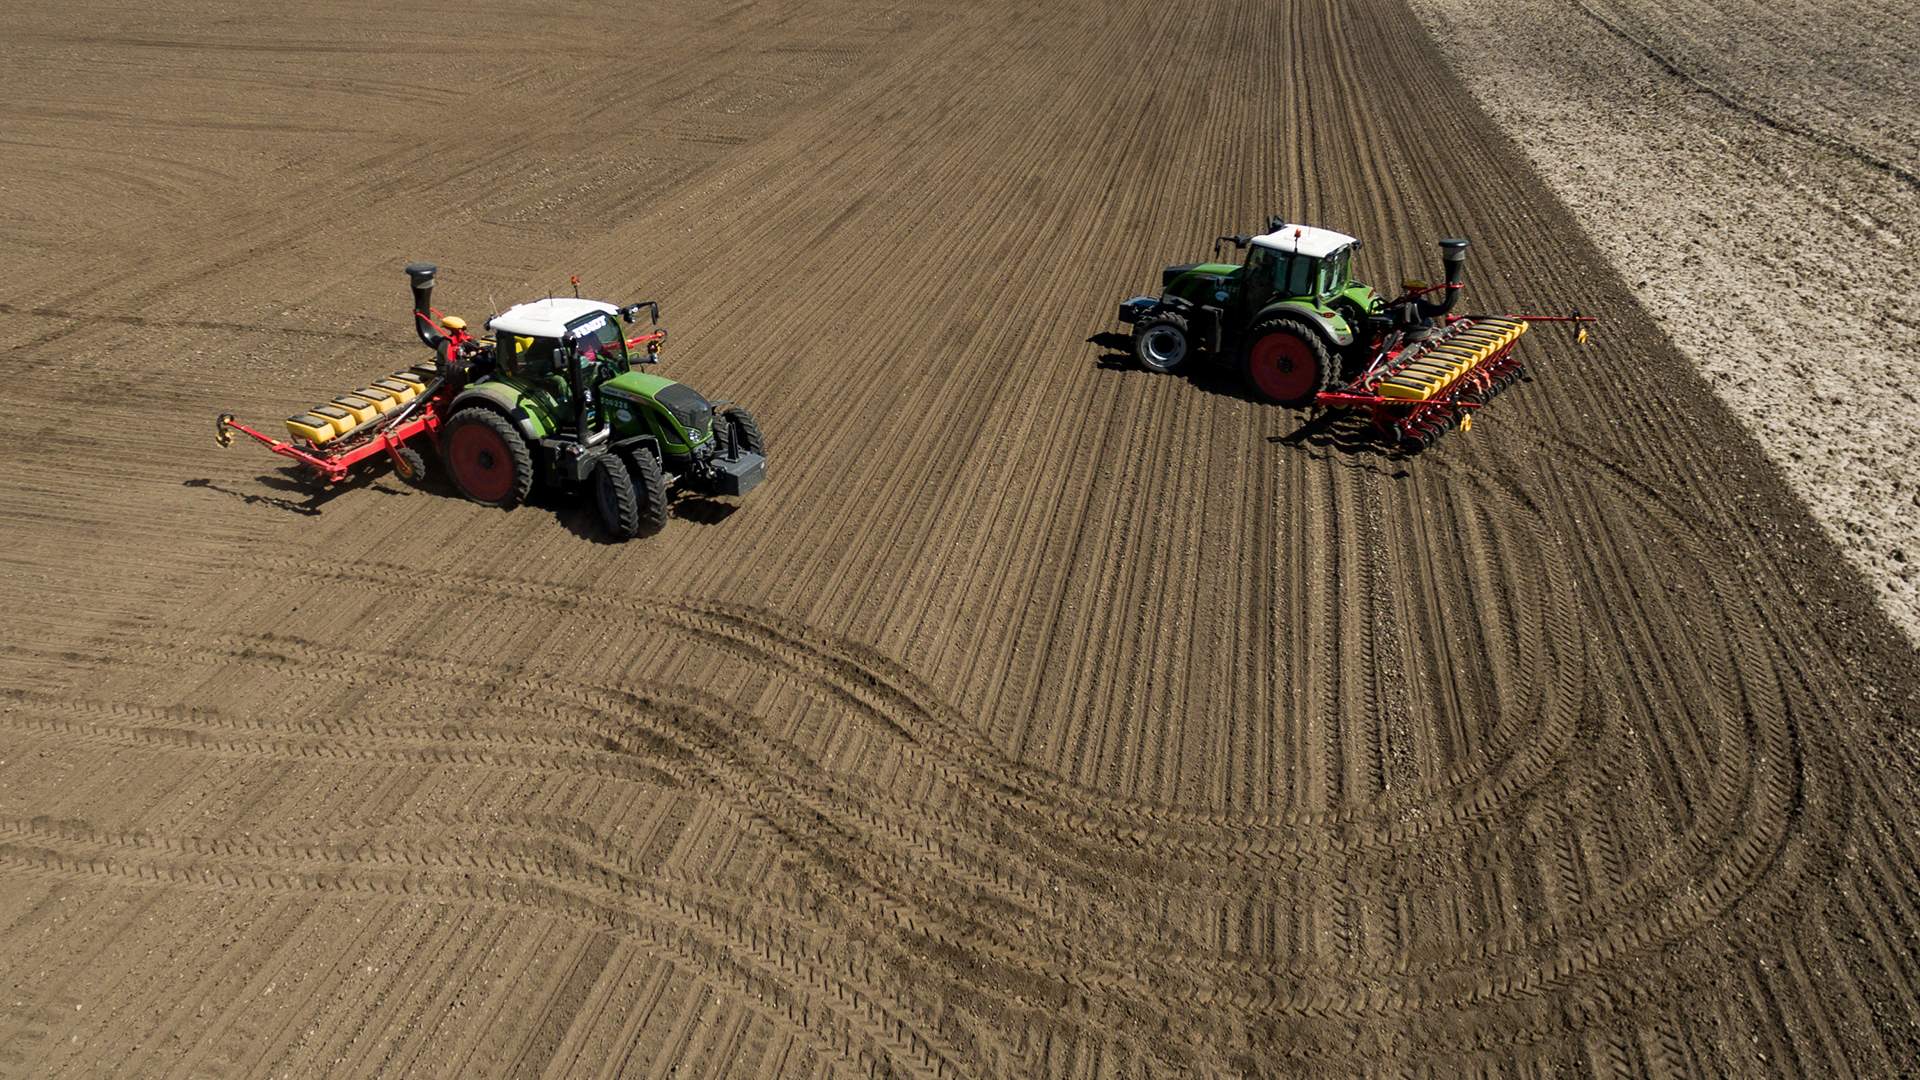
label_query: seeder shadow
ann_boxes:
[1089,331,1413,473]
[1271,412,1416,476]
[187,459,422,519]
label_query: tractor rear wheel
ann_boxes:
[723,407,767,456]
[592,454,641,540]
[627,446,670,537]
[1132,312,1192,373]
[1242,316,1335,406]
[442,407,533,509]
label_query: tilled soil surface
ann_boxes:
[2,1,1918,1076]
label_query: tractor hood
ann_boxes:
[604,370,714,436]
[604,370,678,400]
[1163,261,1239,289]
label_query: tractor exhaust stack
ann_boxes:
[405,262,442,351]
[1416,238,1469,319]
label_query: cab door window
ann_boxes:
[1244,246,1273,281]
[1277,253,1317,298]
[499,334,558,379]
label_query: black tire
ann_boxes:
[435,341,472,391]
[1132,312,1191,373]
[391,444,429,489]
[627,446,670,537]
[441,407,534,509]
[592,454,641,541]
[1241,315,1337,406]
[1329,298,1376,366]
[723,407,767,456]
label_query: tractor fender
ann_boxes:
[1251,301,1353,348]
[448,383,553,443]
[1152,294,1226,353]
[610,432,662,461]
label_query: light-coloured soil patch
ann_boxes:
[1409,0,1920,641]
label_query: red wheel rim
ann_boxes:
[447,423,513,503]
[1248,333,1320,402]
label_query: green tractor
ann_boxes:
[406,264,765,540]
[1117,218,1469,405]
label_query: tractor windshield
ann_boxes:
[1318,246,1351,297]
[565,311,629,374]
[1248,245,1320,301]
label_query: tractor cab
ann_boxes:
[1240,224,1358,309]
[482,295,718,462]
[486,298,657,441]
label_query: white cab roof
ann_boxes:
[487,297,620,339]
[1251,224,1357,259]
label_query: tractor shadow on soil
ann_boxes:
[198,459,738,542]
[552,491,738,545]
[669,497,740,526]
[1088,332,1415,474]
[1089,333,1263,405]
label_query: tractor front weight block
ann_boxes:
[702,450,766,498]
[1117,297,1157,325]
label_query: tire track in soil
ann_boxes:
[206,518,1728,1006]
[204,550,1593,859]
[1568,1,1920,192]
[4,628,1569,1005]
[0,495,1827,1045]
[0,659,1192,1073]
[0,816,975,1080]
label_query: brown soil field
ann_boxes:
[2,0,1918,1076]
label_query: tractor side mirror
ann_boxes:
[621,301,660,325]
[1212,234,1251,257]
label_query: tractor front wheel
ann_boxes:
[1132,312,1192,374]
[1242,316,1335,406]
[592,454,642,540]
[723,407,767,456]
[626,446,670,537]
[442,407,533,509]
